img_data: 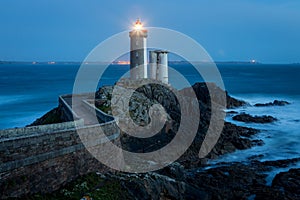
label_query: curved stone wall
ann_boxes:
[0,94,120,198]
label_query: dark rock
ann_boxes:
[177,121,259,168]
[254,100,290,107]
[227,110,238,114]
[181,82,247,109]
[95,85,113,100]
[272,168,300,199]
[186,164,268,199]
[106,172,209,200]
[102,159,300,200]
[94,82,260,168]
[91,159,298,200]
[24,157,299,199]
[226,93,248,108]
[233,113,277,123]
[28,107,67,126]
[251,139,265,146]
[157,162,186,181]
[273,100,290,106]
[258,157,300,169]
[248,154,264,161]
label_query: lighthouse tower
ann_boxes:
[149,50,169,84]
[129,19,148,80]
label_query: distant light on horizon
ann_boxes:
[117,60,130,65]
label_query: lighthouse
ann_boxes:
[129,19,148,80]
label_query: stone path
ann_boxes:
[63,95,101,126]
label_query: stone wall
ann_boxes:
[0,146,110,198]
[0,122,120,198]
[0,119,84,140]
[59,95,81,121]
[82,100,114,123]
[0,94,120,198]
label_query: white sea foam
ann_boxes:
[217,95,300,162]
[210,94,300,182]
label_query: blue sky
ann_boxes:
[0,0,299,63]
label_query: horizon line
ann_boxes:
[1,60,300,65]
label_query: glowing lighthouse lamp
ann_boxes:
[133,19,143,30]
[129,19,148,80]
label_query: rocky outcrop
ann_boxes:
[232,113,277,123]
[95,81,260,167]
[21,80,299,199]
[254,100,290,107]
[177,121,260,168]
[114,158,300,200]
[271,168,300,199]
[28,106,67,126]
[45,158,297,200]
[180,82,247,109]
[105,171,208,200]
[14,158,300,200]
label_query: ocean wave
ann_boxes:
[220,95,300,164]
[0,95,32,106]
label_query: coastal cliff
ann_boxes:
[17,81,299,199]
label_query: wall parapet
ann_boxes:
[82,100,115,123]
[0,119,84,141]
[59,95,81,121]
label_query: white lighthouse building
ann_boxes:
[129,19,169,84]
[129,19,148,80]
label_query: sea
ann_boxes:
[0,62,300,179]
